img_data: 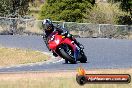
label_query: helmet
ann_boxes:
[42,19,53,30]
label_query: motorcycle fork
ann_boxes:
[74,46,80,61]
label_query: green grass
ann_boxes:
[0,47,50,66]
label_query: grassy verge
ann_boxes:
[0,69,131,88]
[0,47,50,66]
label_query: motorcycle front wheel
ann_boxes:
[59,48,76,64]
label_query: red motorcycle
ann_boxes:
[46,31,87,64]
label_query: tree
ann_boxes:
[83,3,121,24]
[108,0,132,16]
[0,0,30,17]
[39,0,95,22]
[108,0,132,25]
[0,0,11,16]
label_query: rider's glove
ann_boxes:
[67,33,73,38]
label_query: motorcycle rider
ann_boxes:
[42,19,84,57]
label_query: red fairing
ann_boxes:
[48,33,62,50]
[61,38,76,50]
[48,32,76,51]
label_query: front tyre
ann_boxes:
[59,48,76,64]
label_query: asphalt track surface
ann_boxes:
[0,35,132,72]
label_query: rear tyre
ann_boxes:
[59,48,76,64]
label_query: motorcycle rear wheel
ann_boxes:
[78,51,87,63]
